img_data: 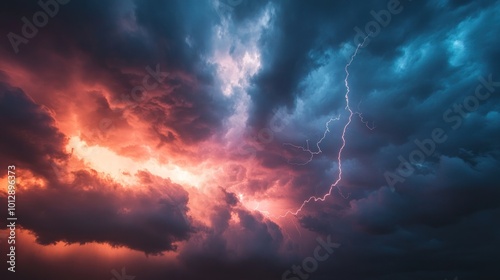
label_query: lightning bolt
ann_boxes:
[278,35,371,218]
[283,115,341,165]
[355,100,376,130]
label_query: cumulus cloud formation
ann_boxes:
[0,0,499,279]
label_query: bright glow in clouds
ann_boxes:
[210,2,272,93]
[1,1,498,278]
[215,50,261,96]
[210,4,273,140]
[68,136,205,187]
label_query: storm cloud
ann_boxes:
[0,0,499,279]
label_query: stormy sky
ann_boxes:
[0,0,499,279]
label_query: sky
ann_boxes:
[0,0,499,279]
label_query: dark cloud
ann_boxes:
[0,83,193,255]
[0,82,68,181]
[0,168,193,255]
[0,0,234,146]
[1,0,499,279]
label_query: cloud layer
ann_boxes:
[0,0,499,279]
